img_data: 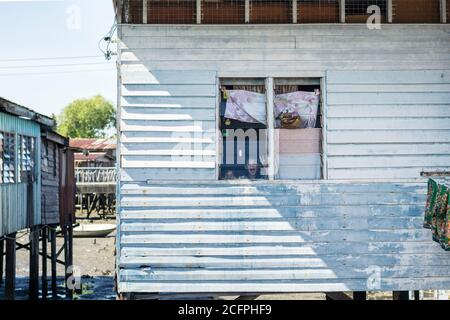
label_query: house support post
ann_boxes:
[64,224,74,299]
[5,233,16,300]
[393,291,410,300]
[41,226,48,299]
[0,238,4,284]
[29,226,40,300]
[50,226,58,299]
[353,291,367,300]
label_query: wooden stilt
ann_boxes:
[0,238,4,284]
[353,291,367,300]
[5,233,16,300]
[29,226,40,300]
[393,291,410,300]
[41,227,48,299]
[50,227,57,299]
[63,225,74,299]
[326,292,353,300]
[414,290,420,300]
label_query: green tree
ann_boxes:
[57,95,116,138]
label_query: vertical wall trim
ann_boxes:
[245,0,250,23]
[196,0,202,24]
[142,0,148,24]
[215,76,220,180]
[340,0,346,23]
[292,0,298,24]
[266,77,275,181]
[441,0,447,23]
[123,0,130,24]
[387,0,393,23]
[321,75,328,180]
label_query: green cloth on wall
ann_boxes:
[424,178,450,250]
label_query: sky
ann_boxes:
[0,0,117,117]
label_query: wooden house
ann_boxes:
[0,97,75,299]
[112,0,450,299]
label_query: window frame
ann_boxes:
[216,76,325,181]
[0,131,17,184]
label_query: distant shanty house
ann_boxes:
[0,97,75,299]
[70,138,116,167]
[112,0,450,299]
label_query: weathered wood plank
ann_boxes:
[328,130,450,144]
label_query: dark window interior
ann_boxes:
[219,84,267,180]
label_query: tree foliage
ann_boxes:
[57,95,116,138]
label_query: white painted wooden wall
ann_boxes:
[117,24,450,295]
[326,70,450,179]
[119,24,450,181]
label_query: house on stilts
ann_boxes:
[112,0,450,299]
[0,97,76,300]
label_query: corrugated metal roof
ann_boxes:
[70,138,116,151]
[74,152,113,161]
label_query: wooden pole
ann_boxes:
[353,291,367,300]
[441,0,447,23]
[50,227,57,299]
[340,0,346,23]
[41,227,48,299]
[29,226,40,300]
[0,238,4,284]
[292,0,297,23]
[196,0,201,24]
[245,0,250,23]
[5,232,16,300]
[393,291,409,300]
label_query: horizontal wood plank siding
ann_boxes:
[117,180,450,293]
[120,70,217,181]
[327,70,450,179]
[117,24,450,294]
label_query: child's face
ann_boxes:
[247,164,257,176]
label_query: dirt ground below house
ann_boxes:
[5,219,449,300]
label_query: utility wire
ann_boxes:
[0,61,114,70]
[0,55,105,62]
[0,68,115,77]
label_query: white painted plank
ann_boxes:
[328,84,450,93]
[328,155,450,169]
[121,168,216,181]
[121,96,216,108]
[120,119,215,132]
[120,241,441,257]
[120,193,425,207]
[328,130,450,143]
[118,277,450,293]
[328,118,450,130]
[328,143,450,156]
[121,159,216,169]
[121,69,217,85]
[121,107,215,121]
[121,84,216,97]
[328,105,450,118]
[328,92,450,105]
[327,70,450,84]
[120,36,296,49]
[328,167,445,179]
[120,204,425,219]
[120,49,450,62]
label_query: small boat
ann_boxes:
[72,224,116,238]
